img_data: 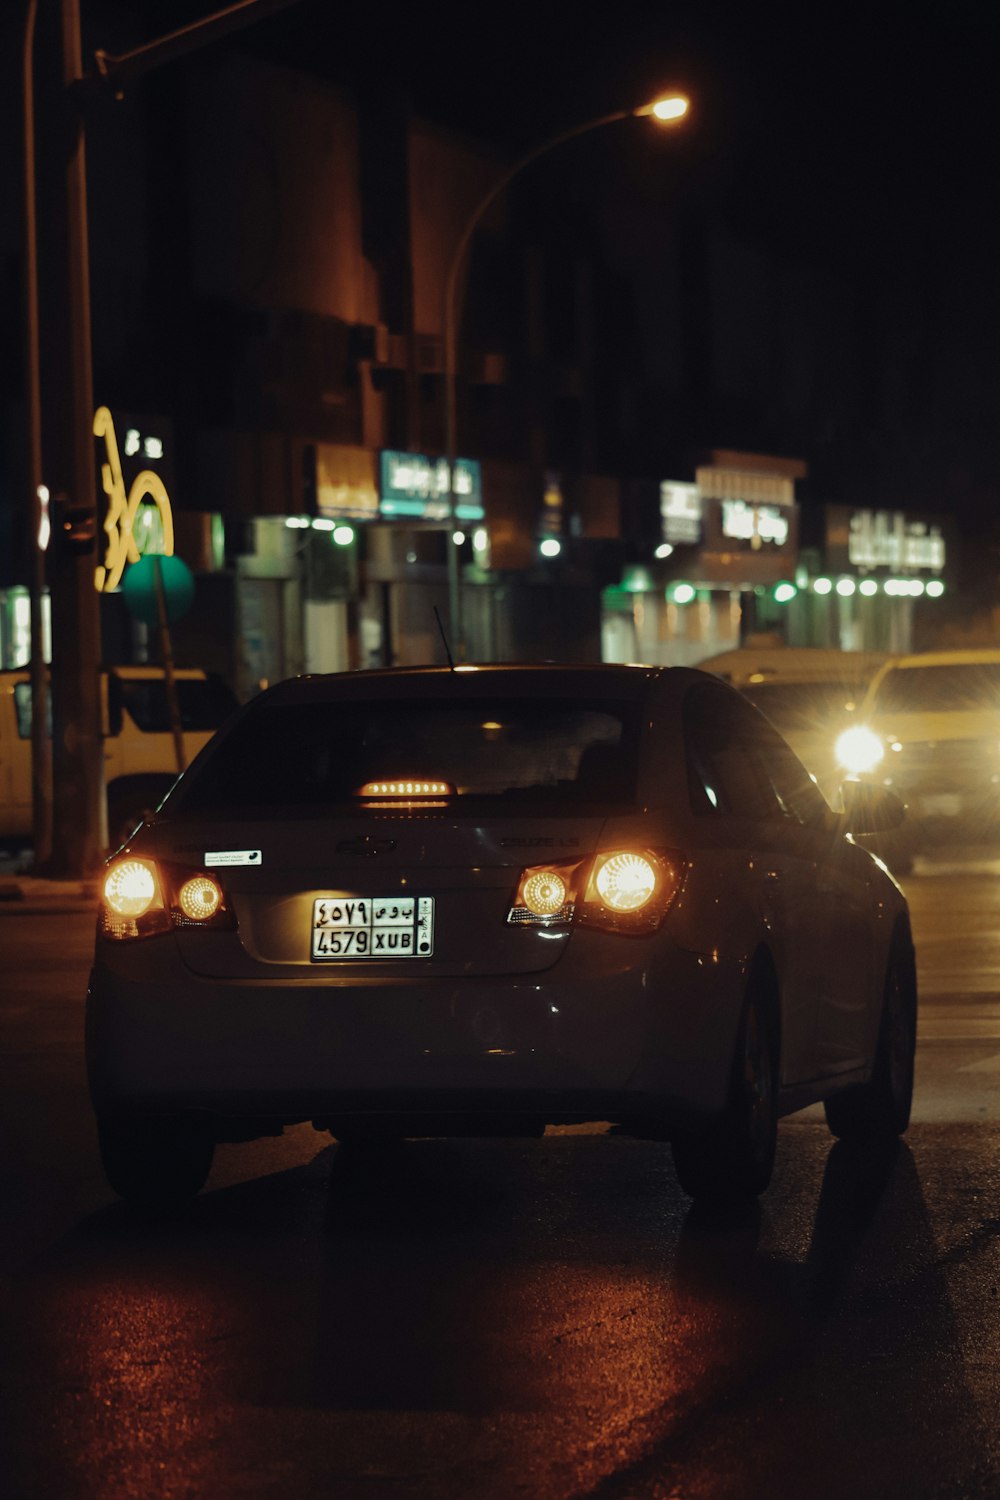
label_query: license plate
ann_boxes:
[311,895,434,960]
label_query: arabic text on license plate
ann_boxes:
[311,895,434,960]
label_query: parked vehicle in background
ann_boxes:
[88,662,914,1210]
[698,647,887,798]
[0,666,240,853]
[835,648,1000,873]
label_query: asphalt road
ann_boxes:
[3,852,1000,1499]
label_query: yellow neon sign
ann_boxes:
[93,405,175,592]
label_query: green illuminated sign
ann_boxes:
[379,451,484,522]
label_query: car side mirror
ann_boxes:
[840,779,906,834]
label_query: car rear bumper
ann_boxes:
[85,932,744,1133]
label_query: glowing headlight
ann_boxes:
[593,852,657,912]
[835,725,885,775]
[522,870,569,916]
[178,875,224,922]
[103,858,158,917]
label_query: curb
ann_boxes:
[0,876,99,914]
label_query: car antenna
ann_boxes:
[433,605,456,670]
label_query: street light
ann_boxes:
[442,93,690,659]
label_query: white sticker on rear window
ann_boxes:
[205,850,262,867]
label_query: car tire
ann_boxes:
[97,1114,215,1207]
[671,982,778,1202]
[823,937,916,1142]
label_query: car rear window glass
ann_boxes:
[173,697,638,810]
[684,682,830,826]
[872,663,1000,714]
[115,675,240,733]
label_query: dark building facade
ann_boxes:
[0,13,968,689]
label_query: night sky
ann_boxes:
[232,0,1000,533]
[5,1,1000,545]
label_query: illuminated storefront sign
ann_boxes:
[825,505,947,574]
[848,510,945,571]
[698,497,798,585]
[379,451,484,522]
[721,498,790,548]
[314,443,379,520]
[696,464,797,506]
[93,406,174,593]
[659,481,702,544]
[692,458,801,581]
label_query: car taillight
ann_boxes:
[507,850,685,934]
[577,849,686,934]
[176,874,225,924]
[508,861,583,925]
[100,857,232,941]
[101,857,169,940]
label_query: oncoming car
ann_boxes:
[86,664,916,1208]
[835,648,1000,871]
[699,646,886,797]
[738,677,872,798]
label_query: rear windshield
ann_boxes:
[112,674,240,734]
[871,663,1000,714]
[173,697,638,811]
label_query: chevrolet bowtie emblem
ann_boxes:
[336,835,398,857]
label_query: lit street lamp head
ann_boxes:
[636,95,690,123]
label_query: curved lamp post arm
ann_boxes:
[442,98,687,659]
[442,108,632,394]
[442,109,638,660]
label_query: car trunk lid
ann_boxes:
[157,812,608,978]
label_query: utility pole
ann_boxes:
[46,0,103,878]
[22,0,52,869]
[28,0,301,877]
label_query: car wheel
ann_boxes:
[97,1114,215,1207]
[824,939,916,1142]
[671,984,778,1202]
